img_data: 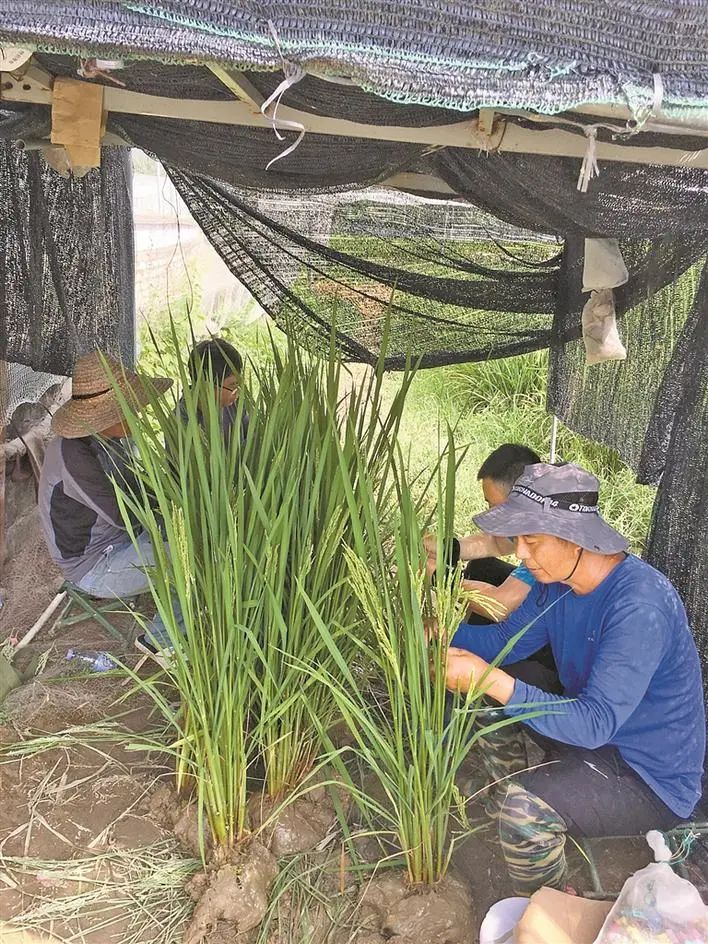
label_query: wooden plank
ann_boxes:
[51,77,105,168]
[2,71,707,169]
[208,66,265,111]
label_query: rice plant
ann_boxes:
[239,340,417,801]
[112,334,261,855]
[112,326,421,854]
[303,429,523,886]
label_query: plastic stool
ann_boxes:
[15,581,135,652]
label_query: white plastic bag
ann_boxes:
[479,897,529,943]
[581,239,628,365]
[582,239,629,293]
[593,831,708,943]
[582,289,627,365]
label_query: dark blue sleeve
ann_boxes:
[505,600,668,748]
[451,586,552,664]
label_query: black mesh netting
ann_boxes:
[164,168,561,367]
[643,264,708,681]
[0,88,706,701]
[3,1,708,116]
[146,154,708,698]
[0,110,135,384]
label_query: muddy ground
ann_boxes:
[0,513,703,943]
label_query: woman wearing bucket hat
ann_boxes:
[38,351,177,666]
[443,462,705,896]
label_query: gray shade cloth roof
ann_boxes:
[1,2,708,118]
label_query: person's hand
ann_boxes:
[425,556,437,579]
[423,616,447,646]
[445,648,491,694]
[445,648,515,704]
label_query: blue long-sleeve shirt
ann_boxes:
[452,555,705,818]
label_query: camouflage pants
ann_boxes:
[477,716,568,895]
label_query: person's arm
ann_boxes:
[503,601,669,749]
[462,575,533,621]
[458,532,516,560]
[451,587,552,664]
[423,531,515,563]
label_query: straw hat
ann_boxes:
[52,351,172,439]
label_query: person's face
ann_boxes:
[515,534,581,583]
[482,477,509,509]
[100,418,131,438]
[218,373,241,408]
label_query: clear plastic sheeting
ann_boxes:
[0,362,63,427]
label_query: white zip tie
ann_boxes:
[577,126,600,192]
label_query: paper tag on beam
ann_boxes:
[51,77,104,170]
[0,46,33,72]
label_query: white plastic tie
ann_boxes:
[651,72,664,118]
[577,126,600,192]
[625,71,665,135]
[646,829,673,863]
[261,21,306,169]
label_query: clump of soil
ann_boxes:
[247,791,337,857]
[148,783,212,859]
[2,666,124,732]
[185,840,278,944]
[361,871,474,944]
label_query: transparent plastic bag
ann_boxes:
[581,289,627,365]
[593,831,708,943]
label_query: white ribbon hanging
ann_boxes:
[626,72,665,134]
[261,21,306,170]
[574,72,662,193]
[577,126,600,192]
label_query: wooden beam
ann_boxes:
[2,72,707,169]
[477,108,495,137]
[208,65,265,111]
[110,86,496,149]
[503,106,708,140]
[51,77,105,168]
[382,173,458,196]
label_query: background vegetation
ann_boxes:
[138,305,655,556]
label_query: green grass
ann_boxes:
[386,353,655,554]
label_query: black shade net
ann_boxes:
[0,80,706,704]
[0,108,135,382]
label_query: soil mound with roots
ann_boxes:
[148,784,213,859]
[362,871,474,944]
[3,667,123,732]
[247,790,338,857]
[185,840,278,944]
